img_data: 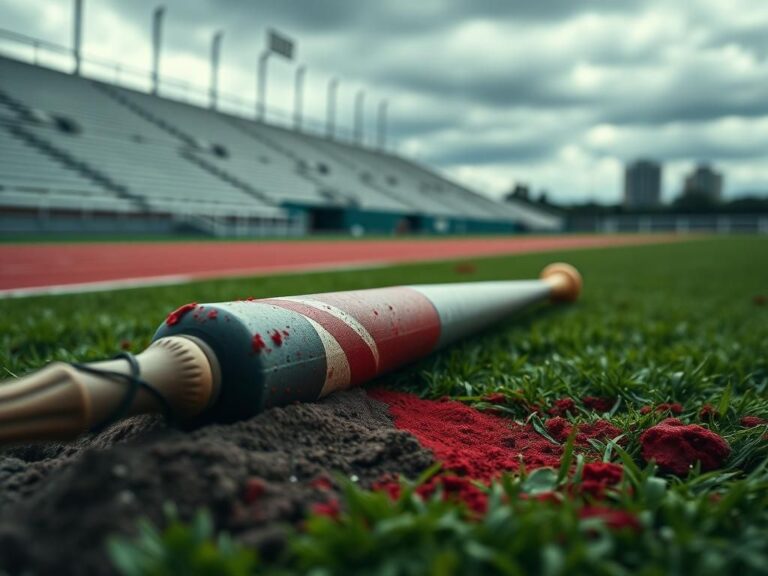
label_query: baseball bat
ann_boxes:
[0,263,581,445]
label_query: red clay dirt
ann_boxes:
[0,234,682,293]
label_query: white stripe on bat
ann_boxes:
[304,317,352,397]
[276,296,380,369]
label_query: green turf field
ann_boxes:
[2,236,767,575]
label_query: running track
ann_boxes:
[0,234,681,297]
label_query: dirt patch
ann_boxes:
[0,389,433,576]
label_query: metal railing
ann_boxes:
[0,27,359,144]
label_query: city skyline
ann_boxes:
[0,0,767,203]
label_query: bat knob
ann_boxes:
[540,262,582,302]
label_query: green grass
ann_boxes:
[2,236,768,575]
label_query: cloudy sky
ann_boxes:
[1,0,767,203]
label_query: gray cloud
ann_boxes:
[1,0,767,201]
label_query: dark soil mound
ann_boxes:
[0,389,433,576]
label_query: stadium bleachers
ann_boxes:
[0,55,561,235]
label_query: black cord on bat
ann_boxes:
[69,352,174,433]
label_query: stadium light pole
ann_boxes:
[377,99,389,150]
[354,89,366,145]
[151,6,165,95]
[209,30,223,110]
[256,50,270,121]
[72,0,84,75]
[326,77,339,140]
[257,29,295,122]
[293,64,306,131]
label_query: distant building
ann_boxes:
[624,160,662,208]
[682,164,723,203]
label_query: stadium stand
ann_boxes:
[0,55,562,236]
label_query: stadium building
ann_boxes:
[0,55,560,237]
[624,159,662,209]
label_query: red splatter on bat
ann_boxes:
[165,302,198,326]
[252,334,267,353]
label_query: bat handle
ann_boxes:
[540,262,583,302]
[0,336,220,445]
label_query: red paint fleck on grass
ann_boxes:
[243,478,267,504]
[640,418,730,476]
[311,476,333,491]
[251,334,267,353]
[374,475,489,516]
[270,330,283,346]
[454,262,477,275]
[548,398,576,416]
[165,302,198,326]
[583,396,615,412]
[580,507,641,532]
[699,403,719,420]
[311,499,341,520]
[420,476,488,515]
[740,416,768,427]
[207,309,218,320]
[640,402,683,415]
[545,417,624,446]
[578,462,623,497]
[483,392,507,405]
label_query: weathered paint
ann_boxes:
[410,280,550,348]
[152,279,554,424]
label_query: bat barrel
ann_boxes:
[154,262,582,424]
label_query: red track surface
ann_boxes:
[0,235,679,294]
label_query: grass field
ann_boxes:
[2,235,768,575]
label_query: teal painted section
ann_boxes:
[281,202,518,235]
[342,209,407,234]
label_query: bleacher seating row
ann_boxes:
[0,55,561,234]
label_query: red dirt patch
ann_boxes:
[545,417,624,446]
[640,418,730,476]
[369,389,562,480]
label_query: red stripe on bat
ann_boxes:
[260,299,378,386]
[309,287,441,370]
